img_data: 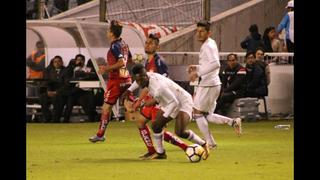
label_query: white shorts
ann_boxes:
[193,85,221,113]
[161,93,193,120]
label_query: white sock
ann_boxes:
[187,130,206,146]
[194,114,216,146]
[206,113,234,126]
[153,132,164,154]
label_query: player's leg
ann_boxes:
[193,109,217,148]
[205,88,242,136]
[205,113,242,136]
[149,110,171,159]
[174,111,205,145]
[163,130,188,151]
[193,86,217,148]
[137,106,156,159]
[89,80,119,142]
[174,111,209,160]
[150,105,188,151]
[89,103,112,142]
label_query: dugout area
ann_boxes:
[27,20,146,90]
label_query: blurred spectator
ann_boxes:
[26,0,37,19]
[39,55,70,122]
[26,40,46,79]
[215,54,246,115]
[263,26,282,52]
[245,52,268,97]
[54,0,69,13]
[255,47,271,86]
[277,0,294,53]
[240,24,265,53]
[82,59,99,80]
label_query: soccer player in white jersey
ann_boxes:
[131,64,210,160]
[187,20,242,151]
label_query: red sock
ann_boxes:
[97,112,110,137]
[164,131,188,151]
[139,125,156,154]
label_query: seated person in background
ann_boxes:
[245,52,268,98]
[240,24,265,53]
[26,40,46,79]
[63,54,98,122]
[255,47,271,86]
[215,54,246,115]
[85,59,99,80]
[26,40,46,101]
[39,55,69,123]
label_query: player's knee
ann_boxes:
[193,113,204,121]
[136,119,146,128]
[151,121,162,133]
[175,129,189,139]
[102,103,112,112]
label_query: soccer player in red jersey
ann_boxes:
[89,20,133,142]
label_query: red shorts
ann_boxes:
[104,79,131,105]
[139,95,160,122]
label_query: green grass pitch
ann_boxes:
[27,120,293,180]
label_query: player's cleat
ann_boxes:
[89,135,105,143]
[208,143,218,150]
[232,118,242,136]
[139,152,156,160]
[148,151,167,160]
[201,142,210,160]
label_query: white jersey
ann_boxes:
[146,72,193,119]
[196,38,221,87]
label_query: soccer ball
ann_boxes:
[185,144,204,163]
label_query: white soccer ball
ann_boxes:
[185,144,204,163]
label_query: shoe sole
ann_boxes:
[139,153,156,160]
[148,153,167,160]
[89,138,105,143]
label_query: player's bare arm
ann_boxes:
[98,58,125,74]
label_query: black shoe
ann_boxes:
[139,152,156,160]
[149,151,167,160]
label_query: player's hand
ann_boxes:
[132,99,144,111]
[122,90,135,101]
[124,99,135,113]
[189,71,199,82]
[187,65,197,74]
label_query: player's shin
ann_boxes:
[97,112,110,137]
[139,125,156,153]
[194,114,216,146]
[153,131,165,154]
[164,131,188,151]
[205,113,234,126]
[186,129,206,145]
